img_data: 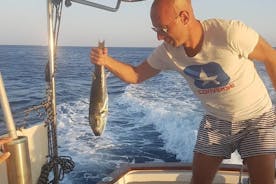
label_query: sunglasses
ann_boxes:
[151,14,180,34]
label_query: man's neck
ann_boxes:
[183,20,204,57]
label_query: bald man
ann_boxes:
[90,0,276,183]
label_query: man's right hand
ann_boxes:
[90,47,109,66]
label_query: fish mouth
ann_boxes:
[91,118,106,136]
[92,129,102,136]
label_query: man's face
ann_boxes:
[150,3,184,47]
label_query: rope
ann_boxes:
[37,156,75,184]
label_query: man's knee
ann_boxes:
[244,154,275,184]
[191,152,223,184]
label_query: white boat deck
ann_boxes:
[98,162,255,184]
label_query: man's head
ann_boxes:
[150,0,195,47]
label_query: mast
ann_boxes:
[47,0,59,183]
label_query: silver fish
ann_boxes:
[89,41,108,136]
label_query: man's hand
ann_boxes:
[0,137,12,164]
[90,47,108,66]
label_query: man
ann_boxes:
[0,137,11,164]
[90,0,276,183]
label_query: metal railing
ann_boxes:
[65,0,145,12]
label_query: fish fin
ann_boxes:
[91,72,96,80]
[100,108,108,114]
[106,71,111,79]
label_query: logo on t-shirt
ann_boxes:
[183,62,230,89]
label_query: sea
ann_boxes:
[0,45,275,184]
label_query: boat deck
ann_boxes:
[98,162,253,184]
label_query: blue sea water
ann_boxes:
[0,45,275,184]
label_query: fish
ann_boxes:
[89,41,108,136]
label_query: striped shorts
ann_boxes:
[194,108,276,159]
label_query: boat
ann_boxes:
[0,0,275,184]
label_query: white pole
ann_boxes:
[47,0,57,119]
[47,1,59,183]
[0,72,18,139]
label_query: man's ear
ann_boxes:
[179,10,190,25]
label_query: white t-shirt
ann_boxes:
[147,19,272,122]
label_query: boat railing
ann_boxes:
[64,0,145,12]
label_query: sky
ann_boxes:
[0,0,276,47]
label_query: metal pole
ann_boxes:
[5,136,32,184]
[0,72,18,139]
[47,1,56,115]
[47,0,59,183]
[70,0,121,12]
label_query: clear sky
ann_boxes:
[0,0,275,47]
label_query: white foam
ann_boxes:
[122,85,197,160]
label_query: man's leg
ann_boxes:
[244,154,275,184]
[191,152,223,184]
